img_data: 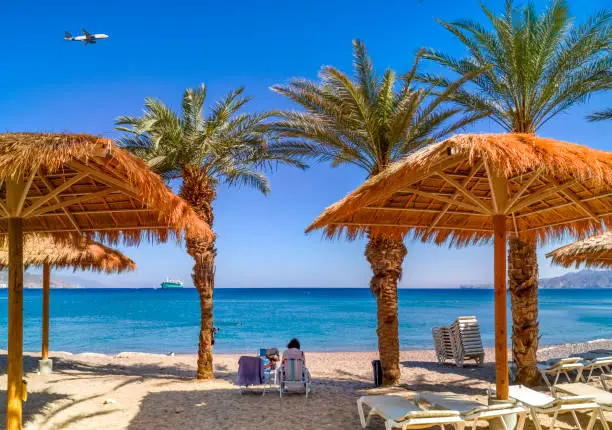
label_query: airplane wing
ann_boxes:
[82,28,92,37]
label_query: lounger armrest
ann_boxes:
[552,395,596,406]
[400,410,461,420]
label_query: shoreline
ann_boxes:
[12,337,612,360]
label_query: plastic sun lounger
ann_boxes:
[509,384,602,430]
[415,391,527,430]
[581,356,612,382]
[357,395,465,430]
[552,382,611,430]
[602,375,612,391]
[538,357,585,388]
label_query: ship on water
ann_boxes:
[160,278,184,289]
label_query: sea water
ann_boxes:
[0,288,609,354]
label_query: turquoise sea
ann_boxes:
[0,288,610,354]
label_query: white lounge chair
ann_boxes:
[538,357,584,388]
[415,391,527,430]
[357,395,465,430]
[509,384,602,430]
[581,356,612,382]
[552,382,611,430]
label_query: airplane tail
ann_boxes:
[64,31,72,39]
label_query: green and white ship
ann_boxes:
[160,278,184,289]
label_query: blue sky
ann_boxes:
[1,0,610,288]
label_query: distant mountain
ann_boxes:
[0,271,81,289]
[460,269,612,289]
[539,269,612,289]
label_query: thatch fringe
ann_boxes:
[0,133,212,245]
[546,231,612,269]
[307,133,612,247]
[0,234,136,273]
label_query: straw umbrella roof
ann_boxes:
[0,235,136,273]
[0,133,211,244]
[307,133,612,245]
[546,231,612,269]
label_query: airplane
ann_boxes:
[64,28,109,45]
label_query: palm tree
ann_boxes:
[588,108,612,121]
[116,85,305,379]
[270,40,483,385]
[419,0,611,385]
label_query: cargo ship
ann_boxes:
[160,278,184,289]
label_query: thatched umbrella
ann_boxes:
[547,231,612,269]
[0,234,136,367]
[307,133,612,399]
[0,132,211,430]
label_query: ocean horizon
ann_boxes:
[0,287,610,355]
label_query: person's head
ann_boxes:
[287,338,301,349]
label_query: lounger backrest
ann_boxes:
[509,385,555,407]
[282,349,305,382]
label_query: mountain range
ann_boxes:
[460,269,611,289]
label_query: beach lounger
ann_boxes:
[538,357,584,388]
[432,326,454,365]
[602,375,611,391]
[552,382,611,430]
[357,395,465,430]
[415,391,527,430]
[509,384,602,430]
[581,356,612,382]
[449,316,485,367]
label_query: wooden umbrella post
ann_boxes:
[39,263,53,374]
[42,263,50,360]
[493,214,509,400]
[6,178,25,430]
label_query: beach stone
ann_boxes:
[175,407,184,414]
[38,359,53,375]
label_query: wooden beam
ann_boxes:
[505,172,540,213]
[484,159,509,214]
[68,161,144,201]
[515,192,612,218]
[37,175,83,234]
[22,173,87,218]
[42,263,50,361]
[362,207,489,216]
[560,189,599,222]
[437,170,493,214]
[29,189,115,217]
[493,214,509,400]
[427,163,484,234]
[506,179,577,214]
[15,167,38,216]
[526,211,612,231]
[330,222,490,232]
[36,208,155,217]
[398,188,486,213]
[28,225,172,233]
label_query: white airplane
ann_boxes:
[64,28,109,45]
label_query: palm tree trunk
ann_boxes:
[180,166,217,380]
[508,236,540,386]
[365,234,407,386]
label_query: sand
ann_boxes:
[0,340,609,429]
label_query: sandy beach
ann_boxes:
[0,339,608,429]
